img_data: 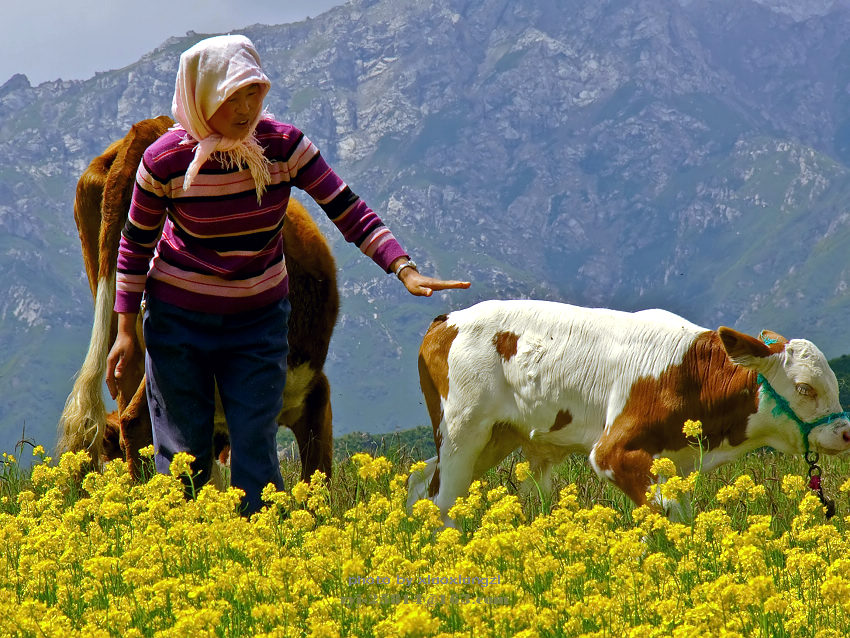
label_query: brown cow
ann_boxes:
[58,116,338,481]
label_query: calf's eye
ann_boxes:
[795,383,815,397]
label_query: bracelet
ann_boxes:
[394,259,418,279]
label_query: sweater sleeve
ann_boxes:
[114,157,168,313]
[287,130,407,272]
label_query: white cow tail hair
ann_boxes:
[57,275,115,463]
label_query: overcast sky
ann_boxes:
[0,0,347,86]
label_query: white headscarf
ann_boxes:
[172,34,273,201]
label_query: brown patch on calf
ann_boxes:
[419,316,457,403]
[592,330,759,505]
[493,330,520,361]
[551,409,573,431]
[418,315,458,498]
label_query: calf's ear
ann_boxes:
[718,326,772,367]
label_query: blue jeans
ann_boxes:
[143,295,290,515]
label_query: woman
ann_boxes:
[105,34,469,514]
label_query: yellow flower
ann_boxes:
[448,499,473,521]
[352,452,375,480]
[291,481,309,504]
[643,552,673,579]
[716,484,740,504]
[683,419,703,438]
[409,460,427,475]
[307,618,340,638]
[341,556,365,580]
[14,435,850,637]
[819,576,850,607]
[515,461,531,483]
[487,485,509,503]
[737,545,768,578]
[290,510,315,531]
[435,527,461,549]
[650,457,677,478]
[168,452,195,478]
[30,463,56,490]
[261,483,291,509]
[371,457,393,479]
[557,484,580,511]
[412,499,443,529]
[657,473,697,501]
[827,558,850,580]
[763,593,788,615]
[352,454,393,481]
[309,469,329,486]
[375,605,440,637]
[139,444,156,458]
[782,474,806,496]
[56,449,90,480]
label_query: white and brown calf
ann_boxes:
[409,300,850,522]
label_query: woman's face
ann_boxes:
[208,83,263,139]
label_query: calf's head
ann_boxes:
[718,327,850,456]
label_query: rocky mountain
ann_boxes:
[2,0,850,455]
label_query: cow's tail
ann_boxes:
[57,274,115,462]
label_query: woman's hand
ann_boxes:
[106,312,138,400]
[391,258,471,297]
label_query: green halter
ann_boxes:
[756,373,850,455]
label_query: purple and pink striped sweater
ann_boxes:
[115,119,407,314]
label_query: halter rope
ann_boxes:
[755,373,850,457]
[756,371,845,519]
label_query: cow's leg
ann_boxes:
[472,423,525,480]
[589,426,654,506]
[521,440,570,502]
[209,458,227,491]
[526,459,553,500]
[432,417,500,526]
[287,372,333,481]
[119,379,153,480]
[101,412,123,463]
[424,423,523,513]
[407,456,438,509]
[112,320,149,479]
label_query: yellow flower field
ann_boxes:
[1,439,850,637]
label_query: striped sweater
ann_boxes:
[115,119,407,314]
